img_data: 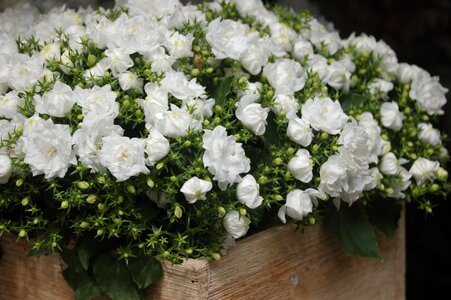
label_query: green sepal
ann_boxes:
[324,203,382,259]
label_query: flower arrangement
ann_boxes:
[0,0,449,299]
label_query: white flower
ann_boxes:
[388,166,411,199]
[125,0,180,18]
[232,0,267,18]
[348,33,377,54]
[8,54,45,92]
[0,91,24,119]
[326,61,351,92]
[319,154,348,198]
[301,96,348,134]
[358,112,386,163]
[74,84,119,118]
[118,72,143,91]
[160,71,205,101]
[272,94,299,119]
[104,48,134,76]
[144,128,170,166]
[98,134,149,182]
[287,117,313,147]
[263,59,306,95]
[165,31,194,59]
[288,149,313,183]
[73,115,124,173]
[236,174,263,209]
[40,42,61,62]
[409,158,440,184]
[379,152,407,175]
[223,210,250,239]
[139,82,169,126]
[308,54,329,82]
[396,63,424,84]
[410,73,448,115]
[270,22,296,52]
[202,126,250,190]
[368,78,393,99]
[206,18,249,60]
[240,38,271,75]
[380,102,405,131]
[0,155,12,184]
[154,104,196,138]
[35,81,75,118]
[180,176,213,204]
[292,38,314,61]
[21,118,76,179]
[277,189,314,223]
[338,121,372,169]
[418,123,441,146]
[235,94,269,135]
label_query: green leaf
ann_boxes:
[93,254,145,300]
[61,249,103,300]
[368,197,402,239]
[324,204,381,259]
[77,237,105,270]
[213,77,234,106]
[339,92,366,111]
[126,254,163,289]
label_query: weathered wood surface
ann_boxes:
[0,214,405,300]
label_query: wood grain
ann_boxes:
[0,214,405,300]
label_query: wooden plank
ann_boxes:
[0,236,74,300]
[0,213,405,300]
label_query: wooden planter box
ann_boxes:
[0,216,405,300]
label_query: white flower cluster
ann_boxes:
[0,0,448,247]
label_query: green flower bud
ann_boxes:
[258,176,268,185]
[126,184,136,194]
[211,252,221,261]
[86,194,97,204]
[274,195,284,201]
[97,176,106,184]
[191,68,200,76]
[273,157,283,165]
[174,205,183,219]
[117,195,124,203]
[217,206,226,216]
[18,229,27,238]
[185,248,193,255]
[311,144,319,154]
[15,125,24,136]
[76,181,90,190]
[156,162,165,170]
[214,105,223,114]
[60,200,69,209]
[309,216,316,225]
[436,167,448,181]
[97,203,106,211]
[87,54,97,67]
[96,229,104,236]
[239,207,247,216]
[122,99,130,108]
[15,178,24,187]
[21,197,29,206]
[193,45,201,53]
[170,176,178,183]
[286,147,295,156]
[385,187,394,195]
[320,132,329,141]
[147,178,155,188]
[206,67,214,74]
[79,222,89,229]
[429,184,440,193]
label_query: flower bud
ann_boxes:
[60,200,69,209]
[436,167,448,181]
[79,222,89,229]
[75,181,90,190]
[174,205,183,219]
[21,197,30,206]
[217,206,226,216]
[147,178,155,188]
[211,253,221,261]
[86,194,97,204]
[429,184,440,193]
[126,184,136,194]
[18,229,27,238]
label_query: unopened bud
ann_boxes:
[76,181,90,190]
[147,178,155,188]
[174,205,183,219]
[436,167,448,181]
[211,252,221,261]
[60,200,69,209]
[126,184,136,194]
[86,194,97,204]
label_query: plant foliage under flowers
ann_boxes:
[0,0,450,298]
